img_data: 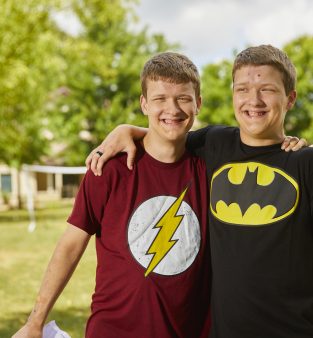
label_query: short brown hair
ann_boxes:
[141,52,200,98]
[232,44,296,94]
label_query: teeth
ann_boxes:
[245,111,265,117]
[163,119,182,124]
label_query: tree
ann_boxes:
[199,59,234,127]
[0,0,67,207]
[0,0,175,206]
[0,0,64,167]
[43,0,177,165]
[283,35,313,141]
[0,0,175,166]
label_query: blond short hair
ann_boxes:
[232,44,296,94]
[141,52,200,98]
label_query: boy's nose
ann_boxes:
[247,89,264,106]
[166,99,181,113]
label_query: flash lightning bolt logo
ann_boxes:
[144,187,189,277]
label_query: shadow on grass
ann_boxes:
[1,307,88,338]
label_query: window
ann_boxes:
[1,174,12,193]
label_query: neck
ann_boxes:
[142,134,186,163]
[240,132,285,147]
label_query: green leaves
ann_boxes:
[3,0,311,170]
[284,36,313,141]
[199,59,235,126]
[0,0,174,167]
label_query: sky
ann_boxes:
[133,0,313,69]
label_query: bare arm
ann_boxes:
[85,125,308,177]
[85,124,148,175]
[12,225,91,338]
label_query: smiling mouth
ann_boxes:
[244,110,267,118]
[162,119,184,125]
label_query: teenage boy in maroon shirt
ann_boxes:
[13,52,211,338]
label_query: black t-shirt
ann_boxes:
[187,125,313,338]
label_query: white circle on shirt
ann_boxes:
[128,195,201,276]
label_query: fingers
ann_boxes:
[125,144,137,170]
[94,145,116,176]
[88,144,137,175]
[289,137,308,151]
[89,144,129,176]
[85,151,94,170]
[85,127,139,175]
[87,146,105,175]
[86,150,102,169]
[281,136,294,150]
[281,136,308,152]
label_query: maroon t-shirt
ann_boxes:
[68,144,211,338]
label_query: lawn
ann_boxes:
[0,200,96,338]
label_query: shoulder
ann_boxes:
[270,147,313,181]
[204,125,241,156]
[187,150,206,163]
[84,153,130,187]
[192,125,240,150]
[205,125,239,139]
[185,150,207,171]
[99,153,129,175]
[284,147,313,187]
[288,146,313,162]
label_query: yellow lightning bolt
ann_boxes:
[145,186,189,277]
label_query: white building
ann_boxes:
[0,164,86,209]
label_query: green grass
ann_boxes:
[0,200,96,338]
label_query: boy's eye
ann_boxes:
[262,88,275,92]
[178,97,191,102]
[235,87,247,92]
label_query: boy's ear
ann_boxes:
[140,95,148,115]
[287,90,297,110]
[196,96,202,114]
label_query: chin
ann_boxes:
[165,133,186,142]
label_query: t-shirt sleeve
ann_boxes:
[186,126,211,158]
[186,125,233,159]
[67,169,110,236]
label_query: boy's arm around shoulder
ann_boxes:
[186,125,237,157]
[86,124,148,175]
[12,225,91,338]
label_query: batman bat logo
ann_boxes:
[210,162,299,226]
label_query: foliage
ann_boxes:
[50,28,175,165]
[0,0,63,167]
[284,35,313,141]
[0,0,176,167]
[199,59,234,126]
[2,0,312,169]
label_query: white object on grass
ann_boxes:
[43,320,71,338]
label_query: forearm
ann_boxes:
[117,124,148,143]
[26,226,90,328]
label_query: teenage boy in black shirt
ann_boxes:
[87,45,313,338]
